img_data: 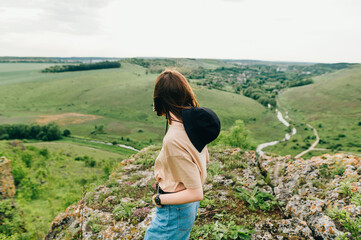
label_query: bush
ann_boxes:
[0,199,26,236]
[63,129,71,137]
[235,187,278,211]
[327,206,361,239]
[19,178,40,200]
[190,221,253,240]
[212,120,255,150]
[87,213,104,233]
[112,202,135,221]
[85,158,96,167]
[12,166,26,186]
[21,152,32,168]
[39,148,49,158]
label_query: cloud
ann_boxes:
[0,0,115,35]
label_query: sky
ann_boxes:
[0,0,360,63]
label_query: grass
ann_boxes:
[1,60,359,156]
[276,64,361,156]
[0,61,284,148]
[0,139,133,239]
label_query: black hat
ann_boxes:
[181,107,221,152]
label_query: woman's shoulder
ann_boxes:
[163,127,190,150]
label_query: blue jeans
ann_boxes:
[144,201,200,240]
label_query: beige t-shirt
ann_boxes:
[154,121,209,192]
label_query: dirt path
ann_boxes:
[256,108,296,156]
[295,124,320,158]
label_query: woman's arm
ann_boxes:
[153,187,203,205]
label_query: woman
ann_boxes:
[144,69,220,240]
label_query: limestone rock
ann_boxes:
[0,156,16,199]
[252,217,314,240]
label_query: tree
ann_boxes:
[63,129,71,137]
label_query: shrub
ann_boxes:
[12,166,26,186]
[87,213,104,234]
[327,206,361,239]
[39,148,49,158]
[235,187,278,211]
[132,207,151,223]
[85,158,96,167]
[63,129,71,137]
[112,202,135,221]
[212,120,255,150]
[351,193,361,206]
[339,180,353,197]
[190,221,253,240]
[21,152,32,168]
[0,199,26,236]
[19,178,40,200]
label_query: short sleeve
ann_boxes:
[167,155,202,189]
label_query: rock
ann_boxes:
[308,213,343,239]
[44,147,361,240]
[212,175,234,186]
[284,196,326,220]
[0,156,16,199]
[253,217,314,240]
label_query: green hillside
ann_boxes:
[0,61,284,148]
[0,140,133,239]
[273,64,361,156]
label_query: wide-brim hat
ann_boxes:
[181,107,221,152]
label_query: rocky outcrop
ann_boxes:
[257,153,361,239]
[45,147,361,240]
[44,146,160,240]
[0,156,16,199]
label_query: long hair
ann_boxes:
[153,69,199,124]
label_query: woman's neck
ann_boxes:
[169,112,183,125]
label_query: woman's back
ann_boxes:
[154,120,208,193]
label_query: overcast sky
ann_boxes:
[0,0,360,63]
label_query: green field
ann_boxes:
[1,60,360,239]
[0,61,285,148]
[0,140,134,239]
[271,64,361,156]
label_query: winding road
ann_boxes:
[256,107,330,158]
[295,124,319,159]
[256,109,297,156]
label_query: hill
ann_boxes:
[270,64,361,157]
[0,139,135,239]
[0,60,285,149]
[44,146,361,239]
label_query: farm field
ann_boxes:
[0,61,285,149]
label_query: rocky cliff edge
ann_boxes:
[45,146,361,239]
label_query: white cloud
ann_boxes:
[0,0,114,35]
[0,0,360,62]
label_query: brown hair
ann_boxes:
[153,69,199,124]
